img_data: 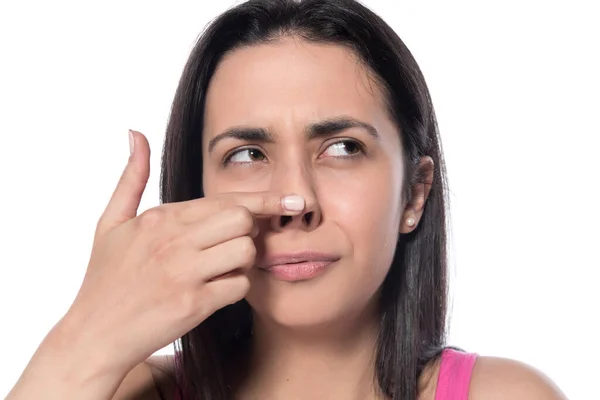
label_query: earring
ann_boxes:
[406,217,416,227]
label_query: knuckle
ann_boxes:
[230,206,254,234]
[236,236,256,264]
[138,207,166,229]
[226,277,251,305]
[206,275,251,309]
[95,215,108,234]
[262,195,271,211]
[95,213,117,236]
[237,275,251,294]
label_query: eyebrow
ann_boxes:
[207,116,381,153]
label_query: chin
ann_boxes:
[245,265,377,332]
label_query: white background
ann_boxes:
[0,1,598,398]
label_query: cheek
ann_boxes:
[319,166,402,262]
[316,167,402,315]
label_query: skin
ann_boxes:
[7,37,568,400]
[202,37,413,399]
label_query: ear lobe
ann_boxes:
[399,156,434,234]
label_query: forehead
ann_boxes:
[203,37,390,141]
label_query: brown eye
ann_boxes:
[226,148,266,164]
[341,141,360,155]
[322,140,364,158]
[247,148,265,161]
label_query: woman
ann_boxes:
[8,0,567,399]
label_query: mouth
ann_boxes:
[258,251,341,282]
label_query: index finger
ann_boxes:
[174,192,306,224]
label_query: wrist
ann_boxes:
[49,312,131,380]
[7,324,127,400]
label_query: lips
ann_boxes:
[258,251,340,269]
[258,251,340,282]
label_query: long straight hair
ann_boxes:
[159,0,449,398]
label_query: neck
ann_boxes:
[236,300,386,400]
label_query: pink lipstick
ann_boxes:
[258,252,340,282]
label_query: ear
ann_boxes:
[399,156,434,234]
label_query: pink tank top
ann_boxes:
[434,348,478,400]
[174,348,477,400]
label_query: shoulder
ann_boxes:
[469,356,567,400]
[111,354,177,400]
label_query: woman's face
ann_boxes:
[202,38,405,328]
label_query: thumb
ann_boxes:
[97,130,150,234]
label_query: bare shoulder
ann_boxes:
[111,355,177,400]
[469,356,568,399]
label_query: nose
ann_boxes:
[270,167,322,232]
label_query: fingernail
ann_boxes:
[282,195,305,211]
[128,129,135,156]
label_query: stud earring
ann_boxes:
[406,217,416,227]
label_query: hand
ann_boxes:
[61,130,304,376]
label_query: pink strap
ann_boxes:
[434,348,478,400]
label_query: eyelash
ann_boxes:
[222,139,366,166]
